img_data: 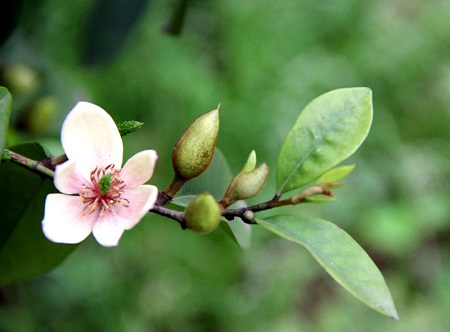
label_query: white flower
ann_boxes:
[42,102,158,247]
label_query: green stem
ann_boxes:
[3,148,55,179]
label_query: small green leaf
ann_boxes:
[116,120,144,137]
[277,88,373,194]
[0,143,78,286]
[173,149,251,249]
[304,196,336,203]
[256,215,398,319]
[171,195,197,207]
[0,87,12,155]
[316,164,355,184]
[240,150,257,173]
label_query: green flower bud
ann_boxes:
[184,193,221,234]
[172,108,219,180]
[229,163,269,200]
[221,151,269,207]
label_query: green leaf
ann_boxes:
[0,87,12,155]
[316,164,356,184]
[172,149,251,249]
[116,120,144,137]
[304,196,336,203]
[277,88,373,194]
[240,150,257,173]
[256,215,398,319]
[0,143,78,287]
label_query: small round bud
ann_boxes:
[184,193,221,234]
[243,210,255,222]
[172,108,219,180]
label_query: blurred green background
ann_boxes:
[1,0,449,331]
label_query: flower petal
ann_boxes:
[115,185,158,230]
[42,194,96,244]
[92,220,124,247]
[54,160,86,194]
[91,185,157,246]
[61,102,123,175]
[120,150,158,188]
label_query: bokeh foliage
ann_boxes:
[1,0,449,331]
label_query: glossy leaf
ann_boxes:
[172,149,251,249]
[277,88,373,194]
[256,215,398,319]
[0,143,78,286]
[316,164,355,184]
[0,87,12,155]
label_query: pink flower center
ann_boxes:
[80,164,129,215]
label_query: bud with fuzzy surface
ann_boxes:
[220,151,269,208]
[172,108,219,180]
[184,193,221,234]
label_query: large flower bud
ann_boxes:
[220,151,269,208]
[184,193,221,234]
[172,108,219,180]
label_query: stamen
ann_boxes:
[80,164,128,215]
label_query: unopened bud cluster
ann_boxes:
[166,109,270,234]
